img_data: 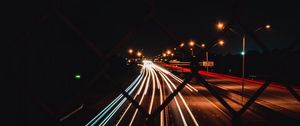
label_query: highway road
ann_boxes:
[84,61,284,126]
[161,62,300,125]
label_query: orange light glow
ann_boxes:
[201,43,205,48]
[189,41,195,47]
[128,49,134,54]
[216,22,225,30]
[137,52,142,57]
[166,50,172,55]
[180,43,185,47]
[218,40,224,46]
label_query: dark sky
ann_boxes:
[6,0,300,56]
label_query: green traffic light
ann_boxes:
[75,74,81,80]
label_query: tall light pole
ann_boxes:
[216,21,271,105]
[241,34,246,105]
[189,41,195,57]
[240,24,271,104]
[201,43,209,72]
[199,43,209,72]
[178,42,185,72]
[179,42,185,61]
[201,40,224,72]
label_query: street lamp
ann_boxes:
[137,51,142,57]
[200,43,205,48]
[199,43,209,72]
[180,43,185,48]
[217,21,271,105]
[166,50,172,55]
[189,41,195,47]
[128,49,134,54]
[189,41,195,57]
[201,40,225,72]
[254,24,271,32]
[240,25,271,103]
[216,21,225,31]
[265,24,271,29]
[190,48,194,57]
[218,39,225,46]
[178,42,185,62]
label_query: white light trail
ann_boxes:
[129,66,151,126]
[159,71,188,126]
[159,71,199,126]
[116,67,150,125]
[98,69,148,126]
[152,68,165,126]
[148,68,156,114]
[86,67,146,126]
[87,61,200,126]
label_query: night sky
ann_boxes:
[6,0,300,56]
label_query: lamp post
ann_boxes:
[190,48,194,57]
[189,41,195,57]
[200,40,224,72]
[127,48,134,63]
[179,42,185,61]
[128,49,134,54]
[240,25,271,104]
[216,21,271,105]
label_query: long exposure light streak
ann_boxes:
[86,61,200,126]
[86,68,145,126]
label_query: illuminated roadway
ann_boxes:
[161,62,300,125]
[84,60,294,126]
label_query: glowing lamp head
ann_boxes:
[166,50,172,55]
[128,49,134,54]
[137,51,142,57]
[218,40,225,46]
[201,43,205,48]
[216,22,225,30]
[189,41,195,47]
[180,43,185,47]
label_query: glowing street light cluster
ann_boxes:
[127,48,143,57]
[126,48,144,64]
